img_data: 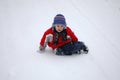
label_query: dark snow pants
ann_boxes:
[56,41,87,55]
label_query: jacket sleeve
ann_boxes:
[40,31,47,47]
[40,28,53,47]
[67,27,78,42]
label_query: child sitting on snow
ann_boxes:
[39,14,88,55]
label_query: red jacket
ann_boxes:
[40,27,78,49]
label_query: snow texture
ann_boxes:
[0,0,120,80]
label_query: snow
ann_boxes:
[0,0,120,80]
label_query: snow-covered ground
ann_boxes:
[0,0,120,80]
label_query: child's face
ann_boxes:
[55,24,64,32]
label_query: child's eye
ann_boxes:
[55,24,64,27]
[61,25,63,27]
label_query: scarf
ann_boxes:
[53,28,67,45]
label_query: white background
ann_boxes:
[0,0,120,80]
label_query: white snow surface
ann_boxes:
[0,0,120,80]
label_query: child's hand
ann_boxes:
[39,46,45,51]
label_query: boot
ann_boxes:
[83,46,89,54]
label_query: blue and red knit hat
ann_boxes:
[52,14,67,27]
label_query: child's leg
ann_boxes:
[56,48,63,55]
[61,42,73,55]
[56,42,73,55]
[72,41,88,54]
[56,41,88,55]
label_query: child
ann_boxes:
[39,14,88,55]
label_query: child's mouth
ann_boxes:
[58,30,62,32]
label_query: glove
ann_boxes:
[39,34,53,51]
[39,45,45,51]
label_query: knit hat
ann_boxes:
[52,14,67,27]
